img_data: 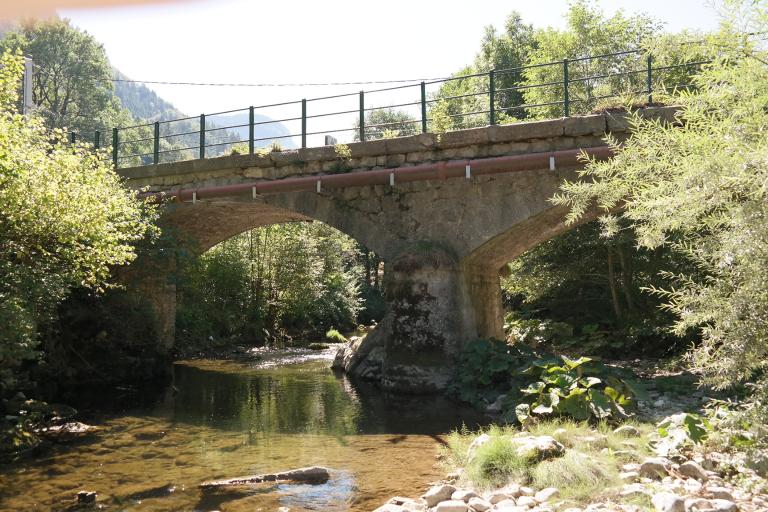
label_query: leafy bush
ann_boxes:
[515,355,647,423]
[325,329,348,343]
[652,412,711,457]
[453,339,647,423]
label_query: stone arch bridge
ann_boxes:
[120,107,674,392]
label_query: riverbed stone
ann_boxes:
[452,490,479,502]
[422,484,457,507]
[640,457,671,479]
[679,461,708,481]
[489,492,514,504]
[614,425,642,437]
[374,504,407,512]
[534,488,560,503]
[468,496,491,511]
[514,436,565,461]
[517,495,537,507]
[652,492,685,512]
[466,433,491,461]
[709,499,739,512]
[435,499,469,512]
[707,487,735,501]
[493,498,521,510]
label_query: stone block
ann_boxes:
[385,133,437,154]
[348,139,387,157]
[270,150,301,167]
[386,154,406,167]
[437,127,489,148]
[488,119,564,142]
[563,114,606,136]
[297,146,337,161]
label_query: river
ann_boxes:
[0,346,486,511]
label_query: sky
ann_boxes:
[56,0,724,119]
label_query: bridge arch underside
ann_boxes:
[152,166,597,392]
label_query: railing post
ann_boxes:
[420,81,427,133]
[249,106,255,155]
[94,130,100,149]
[563,58,570,117]
[70,132,76,144]
[646,54,653,104]
[489,69,496,125]
[153,121,160,165]
[112,128,118,168]
[358,90,365,142]
[301,99,307,148]
[199,113,205,160]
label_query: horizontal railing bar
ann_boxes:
[497,99,565,110]
[204,106,251,117]
[493,79,564,94]
[157,114,199,124]
[252,133,297,142]
[304,127,355,137]
[118,136,154,145]
[304,109,359,120]
[306,91,360,102]
[158,129,201,139]
[424,70,489,86]
[203,122,250,134]
[363,100,422,111]
[364,118,422,130]
[568,49,641,63]
[203,139,250,149]
[253,116,302,126]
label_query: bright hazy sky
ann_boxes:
[58,0,723,117]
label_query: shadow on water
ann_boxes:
[0,348,488,512]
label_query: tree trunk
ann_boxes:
[618,243,636,316]
[607,248,623,322]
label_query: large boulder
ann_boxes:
[421,484,456,507]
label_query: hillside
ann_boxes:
[113,71,295,150]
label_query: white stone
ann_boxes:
[422,484,456,507]
[466,434,491,462]
[519,486,535,497]
[494,499,525,511]
[373,504,406,512]
[451,490,479,503]
[620,471,639,483]
[614,425,642,437]
[517,495,536,507]
[620,484,650,498]
[434,499,469,512]
[652,492,685,512]
[707,487,735,501]
[534,488,559,503]
[640,457,671,479]
[488,492,512,505]
[684,497,713,511]
[679,461,709,481]
[709,499,739,512]
[467,496,491,512]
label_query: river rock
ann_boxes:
[40,422,101,442]
[707,487,736,501]
[435,500,469,512]
[493,498,520,510]
[619,471,639,483]
[709,499,739,511]
[535,488,559,503]
[451,490,478,502]
[517,495,536,507]
[519,486,535,497]
[679,461,708,481]
[489,492,513,504]
[467,496,491,511]
[486,394,506,414]
[514,436,565,461]
[685,498,713,510]
[614,425,642,437]
[651,492,685,512]
[76,491,97,504]
[422,484,456,507]
[640,457,671,479]
[466,434,491,462]
[199,466,330,492]
[374,504,406,512]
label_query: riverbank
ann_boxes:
[372,391,768,512]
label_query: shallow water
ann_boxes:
[0,347,486,511]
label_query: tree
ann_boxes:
[354,108,419,141]
[0,50,156,391]
[523,0,662,119]
[552,0,768,394]
[0,18,131,136]
[430,12,535,129]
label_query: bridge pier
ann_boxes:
[334,243,504,393]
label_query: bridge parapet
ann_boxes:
[119,108,676,192]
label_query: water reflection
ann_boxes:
[0,349,486,511]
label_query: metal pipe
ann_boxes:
[141,146,614,203]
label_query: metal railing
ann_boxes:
[68,48,709,169]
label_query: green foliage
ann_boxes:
[552,2,768,399]
[353,108,418,141]
[0,19,132,134]
[0,50,156,393]
[652,412,711,457]
[515,355,646,423]
[176,222,365,347]
[325,329,348,343]
[453,338,646,423]
[468,431,530,488]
